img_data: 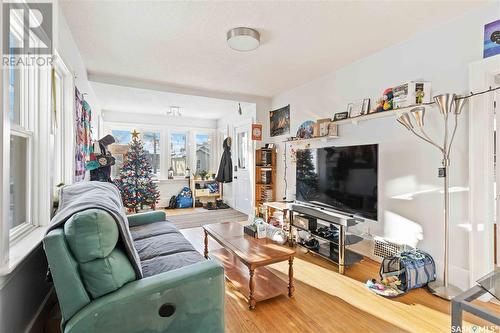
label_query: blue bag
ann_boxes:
[176,186,193,208]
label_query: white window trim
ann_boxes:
[52,51,75,186]
[0,23,68,272]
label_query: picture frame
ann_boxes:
[484,19,500,59]
[348,100,365,118]
[334,112,349,121]
[269,105,290,137]
[362,98,371,114]
[251,123,262,141]
[315,118,331,137]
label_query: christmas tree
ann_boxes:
[114,130,160,212]
[296,148,318,200]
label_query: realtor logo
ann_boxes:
[2,2,53,67]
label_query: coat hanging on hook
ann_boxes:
[216,137,233,183]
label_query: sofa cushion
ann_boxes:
[80,249,135,298]
[131,221,204,277]
[141,251,205,278]
[130,221,179,241]
[134,232,198,261]
[64,209,119,263]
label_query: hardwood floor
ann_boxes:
[181,226,500,333]
[164,207,206,216]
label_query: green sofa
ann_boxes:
[43,209,225,333]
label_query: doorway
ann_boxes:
[233,122,254,215]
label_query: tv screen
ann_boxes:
[296,144,378,220]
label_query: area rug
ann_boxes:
[167,208,248,230]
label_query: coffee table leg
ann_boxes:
[288,257,295,297]
[249,268,256,310]
[204,229,209,259]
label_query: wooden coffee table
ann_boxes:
[203,222,295,310]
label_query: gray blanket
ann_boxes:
[48,182,143,279]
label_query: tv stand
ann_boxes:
[289,203,363,274]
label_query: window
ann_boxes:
[112,129,132,144]
[143,132,160,175]
[237,130,248,169]
[8,26,34,233]
[195,134,211,173]
[170,133,187,177]
[9,135,28,230]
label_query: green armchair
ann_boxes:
[43,210,225,333]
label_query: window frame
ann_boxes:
[0,3,60,270]
[141,130,162,177]
[169,131,189,178]
[104,123,216,181]
[193,131,214,175]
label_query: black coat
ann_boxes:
[216,138,233,183]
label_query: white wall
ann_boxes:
[54,1,101,136]
[103,110,217,129]
[258,3,500,289]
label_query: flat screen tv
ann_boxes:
[296,144,378,220]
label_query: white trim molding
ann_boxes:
[468,56,500,286]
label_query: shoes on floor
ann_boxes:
[206,202,217,210]
[304,238,319,251]
[216,199,230,209]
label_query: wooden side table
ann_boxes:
[263,201,289,230]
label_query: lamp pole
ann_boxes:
[397,93,466,300]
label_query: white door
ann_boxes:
[233,123,253,215]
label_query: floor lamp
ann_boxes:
[396,93,466,300]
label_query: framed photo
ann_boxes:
[348,100,364,118]
[334,112,349,121]
[484,19,500,58]
[269,105,290,137]
[251,123,262,141]
[362,98,371,114]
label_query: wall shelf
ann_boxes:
[255,148,276,207]
[332,102,435,126]
[284,135,339,144]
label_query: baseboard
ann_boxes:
[26,287,56,333]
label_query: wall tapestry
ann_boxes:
[269,104,290,137]
[74,88,92,182]
[484,19,500,58]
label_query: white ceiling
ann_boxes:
[61,1,487,98]
[92,82,251,119]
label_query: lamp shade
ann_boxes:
[434,93,455,115]
[411,107,425,127]
[454,96,467,115]
[396,113,413,130]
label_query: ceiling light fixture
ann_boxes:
[167,106,182,117]
[227,27,260,52]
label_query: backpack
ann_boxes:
[176,186,193,208]
[167,195,177,209]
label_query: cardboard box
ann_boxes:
[393,81,431,108]
[327,122,338,137]
[313,118,332,137]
